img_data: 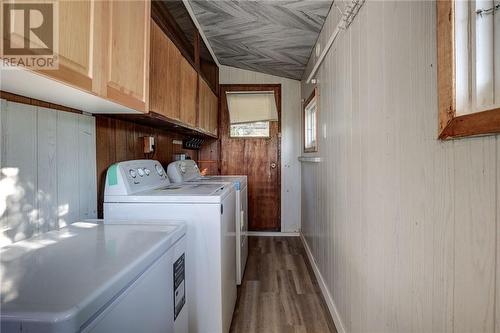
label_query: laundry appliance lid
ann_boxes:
[104,183,234,204]
[1,220,185,332]
[187,175,248,189]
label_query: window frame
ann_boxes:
[303,88,319,152]
[229,121,271,139]
[437,0,500,139]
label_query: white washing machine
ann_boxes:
[167,160,248,285]
[103,160,237,333]
[0,220,187,333]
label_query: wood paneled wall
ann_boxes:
[198,138,219,175]
[219,65,302,233]
[0,98,97,247]
[95,116,198,217]
[300,1,500,333]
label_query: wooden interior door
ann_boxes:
[220,84,281,231]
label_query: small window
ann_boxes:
[437,0,500,139]
[230,121,270,138]
[226,90,277,138]
[304,88,318,152]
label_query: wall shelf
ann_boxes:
[298,156,322,163]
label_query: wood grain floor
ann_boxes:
[230,237,337,333]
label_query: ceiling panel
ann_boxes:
[189,0,333,80]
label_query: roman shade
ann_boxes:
[226,91,278,124]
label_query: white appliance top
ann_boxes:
[1,220,186,332]
[105,160,234,204]
[167,160,247,190]
[105,183,232,204]
[186,176,247,190]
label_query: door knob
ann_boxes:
[270,162,277,169]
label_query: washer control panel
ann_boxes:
[105,160,170,196]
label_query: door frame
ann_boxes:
[219,83,281,231]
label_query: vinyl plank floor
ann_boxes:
[230,237,337,333]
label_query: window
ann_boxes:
[226,90,278,138]
[437,0,500,139]
[304,88,318,152]
[230,121,270,138]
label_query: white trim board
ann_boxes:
[247,231,299,237]
[300,233,346,333]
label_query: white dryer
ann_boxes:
[167,160,248,285]
[0,220,187,333]
[103,160,236,333]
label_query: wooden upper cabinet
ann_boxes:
[104,0,150,113]
[209,88,218,136]
[150,20,180,120]
[179,57,197,127]
[198,76,218,136]
[150,20,197,128]
[38,0,94,92]
[198,77,209,132]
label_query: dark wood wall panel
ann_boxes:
[198,138,219,175]
[96,116,199,217]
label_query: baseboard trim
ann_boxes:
[300,233,346,333]
[247,231,300,237]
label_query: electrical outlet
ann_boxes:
[143,136,155,154]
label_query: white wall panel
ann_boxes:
[453,138,496,333]
[37,107,58,233]
[57,111,80,227]
[78,115,97,220]
[300,1,500,332]
[220,66,302,232]
[0,100,97,246]
[0,101,37,245]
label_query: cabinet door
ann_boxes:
[198,77,210,132]
[179,57,197,127]
[105,0,150,113]
[150,21,180,120]
[209,89,218,136]
[38,0,94,91]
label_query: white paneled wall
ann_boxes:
[0,100,97,246]
[220,65,302,232]
[300,1,499,333]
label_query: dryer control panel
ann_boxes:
[105,160,170,196]
[167,160,201,183]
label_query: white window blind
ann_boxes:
[226,91,278,124]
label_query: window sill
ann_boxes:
[298,156,322,163]
[439,107,500,139]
